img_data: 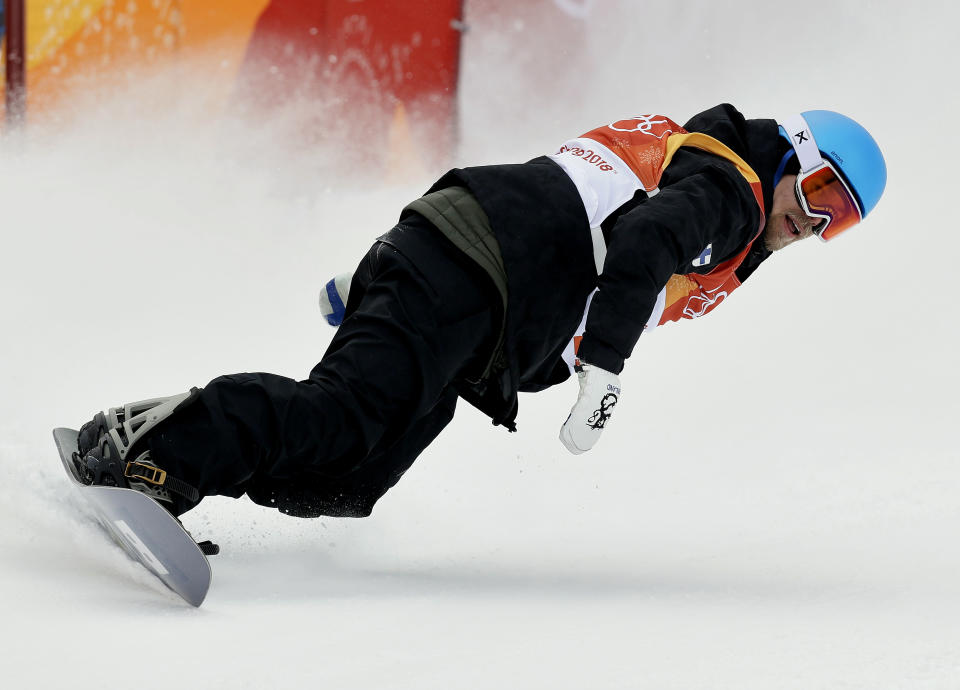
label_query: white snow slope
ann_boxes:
[2,1,959,688]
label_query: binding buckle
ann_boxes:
[124,461,167,486]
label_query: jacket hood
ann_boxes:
[683,103,792,217]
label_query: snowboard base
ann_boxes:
[53,428,212,606]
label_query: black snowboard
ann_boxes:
[53,428,212,606]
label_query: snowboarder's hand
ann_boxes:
[559,362,621,455]
[319,272,353,327]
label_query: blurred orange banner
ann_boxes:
[6,0,463,172]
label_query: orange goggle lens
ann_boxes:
[796,163,863,241]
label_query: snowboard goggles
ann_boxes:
[781,114,863,242]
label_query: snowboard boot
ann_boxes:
[75,390,201,516]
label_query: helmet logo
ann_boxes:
[794,129,810,144]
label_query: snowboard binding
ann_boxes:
[73,390,220,556]
[75,391,201,514]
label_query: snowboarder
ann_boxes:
[72,104,887,519]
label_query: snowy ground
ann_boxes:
[2,1,959,688]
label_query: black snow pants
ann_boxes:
[147,213,499,517]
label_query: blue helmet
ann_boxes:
[778,110,886,218]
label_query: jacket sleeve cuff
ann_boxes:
[576,335,625,375]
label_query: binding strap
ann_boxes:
[125,460,200,502]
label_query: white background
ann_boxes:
[2,1,958,688]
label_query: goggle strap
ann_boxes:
[780,113,823,173]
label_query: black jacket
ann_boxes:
[427,104,788,427]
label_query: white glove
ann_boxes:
[319,272,353,327]
[559,362,621,455]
